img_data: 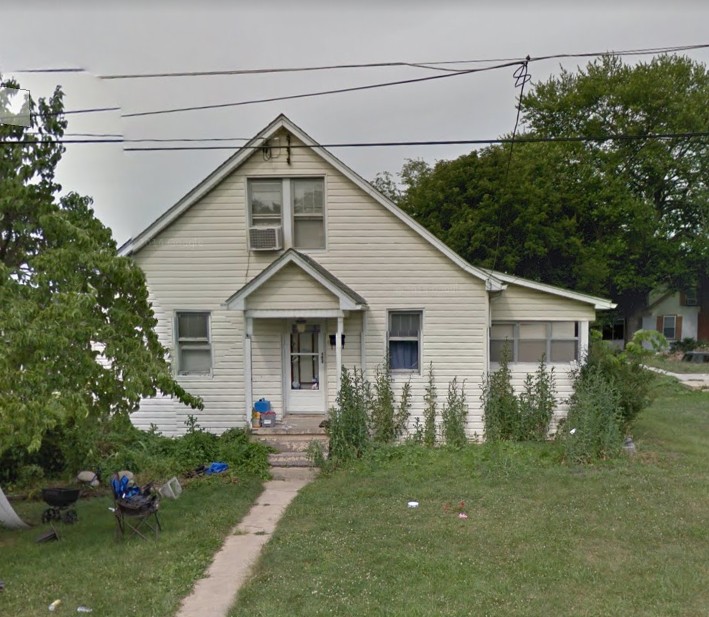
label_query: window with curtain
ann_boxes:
[388,311,422,372]
[176,312,212,375]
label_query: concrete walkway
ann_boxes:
[176,467,317,617]
[645,365,709,390]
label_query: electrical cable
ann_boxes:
[2,131,707,149]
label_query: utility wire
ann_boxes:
[3,131,708,149]
[10,42,707,78]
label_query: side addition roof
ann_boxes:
[483,269,616,310]
[118,114,505,292]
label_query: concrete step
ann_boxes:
[254,433,329,453]
[268,452,316,468]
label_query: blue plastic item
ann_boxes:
[204,462,229,475]
[253,399,271,413]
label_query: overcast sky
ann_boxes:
[2,1,708,246]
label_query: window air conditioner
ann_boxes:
[249,226,283,251]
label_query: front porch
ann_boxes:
[224,249,368,426]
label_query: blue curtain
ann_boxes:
[390,341,418,370]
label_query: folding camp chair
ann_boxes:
[111,475,162,541]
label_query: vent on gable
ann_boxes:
[249,226,283,251]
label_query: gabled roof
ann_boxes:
[483,269,616,310]
[118,114,505,292]
[224,249,367,311]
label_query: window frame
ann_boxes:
[489,321,579,364]
[662,315,677,340]
[175,310,213,376]
[246,177,326,250]
[387,310,423,374]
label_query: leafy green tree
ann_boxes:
[393,55,709,318]
[0,77,201,457]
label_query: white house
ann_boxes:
[119,115,614,438]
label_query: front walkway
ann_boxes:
[175,467,317,617]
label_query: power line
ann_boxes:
[10,42,707,79]
[119,61,520,118]
[2,131,708,150]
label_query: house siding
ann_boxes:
[490,284,596,322]
[640,292,700,341]
[132,128,489,436]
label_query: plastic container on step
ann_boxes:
[253,399,271,413]
[260,411,276,428]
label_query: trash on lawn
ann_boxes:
[204,462,229,475]
[569,428,577,435]
[159,476,182,499]
[77,606,93,613]
[48,599,62,611]
[36,529,59,543]
[623,436,637,456]
[0,580,5,591]
[458,512,468,519]
[407,501,419,508]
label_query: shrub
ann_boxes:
[582,332,655,430]
[370,361,410,444]
[670,337,698,353]
[422,362,438,447]
[517,358,556,441]
[481,343,519,441]
[327,366,370,462]
[561,367,623,463]
[440,377,468,447]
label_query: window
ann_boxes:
[247,177,325,249]
[388,311,422,372]
[176,312,212,375]
[490,321,579,363]
[293,178,325,249]
[662,315,676,340]
[683,288,699,306]
[249,179,282,227]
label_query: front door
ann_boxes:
[286,322,326,414]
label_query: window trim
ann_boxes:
[490,321,579,364]
[174,310,213,377]
[246,176,327,251]
[387,309,423,374]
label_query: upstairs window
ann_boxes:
[293,178,325,249]
[388,311,422,372]
[176,312,212,375]
[490,321,579,363]
[247,177,325,249]
[249,179,283,227]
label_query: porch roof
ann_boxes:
[224,249,367,311]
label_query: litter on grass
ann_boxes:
[407,501,419,508]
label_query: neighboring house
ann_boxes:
[629,286,709,344]
[119,115,614,438]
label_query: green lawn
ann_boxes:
[233,378,709,617]
[645,354,709,374]
[1,475,263,617]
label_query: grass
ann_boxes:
[644,354,709,374]
[232,377,709,617]
[1,474,263,617]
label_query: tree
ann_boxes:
[0,77,201,458]
[393,55,709,318]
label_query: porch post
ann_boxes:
[579,320,590,364]
[360,311,367,378]
[336,315,343,391]
[244,315,254,423]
